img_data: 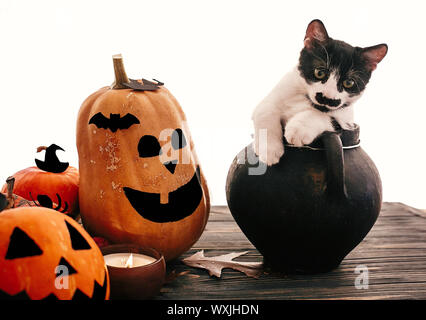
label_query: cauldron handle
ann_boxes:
[321,132,348,200]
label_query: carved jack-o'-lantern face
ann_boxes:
[76,55,210,261]
[0,207,109,300]
[122,127,203,223]
[86,104,204,224]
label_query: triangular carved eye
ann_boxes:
[65,221,91,250]
[56,257,77,276]
[5,227,43,260]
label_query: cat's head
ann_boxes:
[298,19,387,112]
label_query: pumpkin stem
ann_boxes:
[35,144,70,173]
[111,54,130,89]
[5,176,15,209]
[0,193,7,212]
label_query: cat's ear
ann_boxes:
[304,19,329,49]
[362,44,388,71]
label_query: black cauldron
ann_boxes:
[225,126,382,273]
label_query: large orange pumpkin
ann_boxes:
[76,55,210,261]
[0,207,109,300]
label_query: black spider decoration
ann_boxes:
[29,192,69,213]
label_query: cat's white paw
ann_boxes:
[258,138,284,166]
[284,122,318,147]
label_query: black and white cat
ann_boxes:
[253,19,387,166]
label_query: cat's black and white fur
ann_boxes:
[253,19,387,166]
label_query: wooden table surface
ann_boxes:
[157,202,426,300]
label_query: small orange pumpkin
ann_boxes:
[0,207,109,300]
[2,144,79,216]
[76,55,210,261]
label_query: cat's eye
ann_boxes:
[314,68,327,80]
[343,79,355,89]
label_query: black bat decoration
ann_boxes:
[89,113,140,132]
[123,78,164,91]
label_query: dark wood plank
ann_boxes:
[156,202,426,300]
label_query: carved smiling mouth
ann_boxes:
[123,167,203,223]
[0,271,109,300]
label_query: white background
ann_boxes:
[0,0,425,208]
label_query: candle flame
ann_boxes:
[124,253,134,268]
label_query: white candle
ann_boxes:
[104,253,156,268]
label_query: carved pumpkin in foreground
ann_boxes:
[0,207,109,300]
[1,144,79,216]
[76,55,210,261]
